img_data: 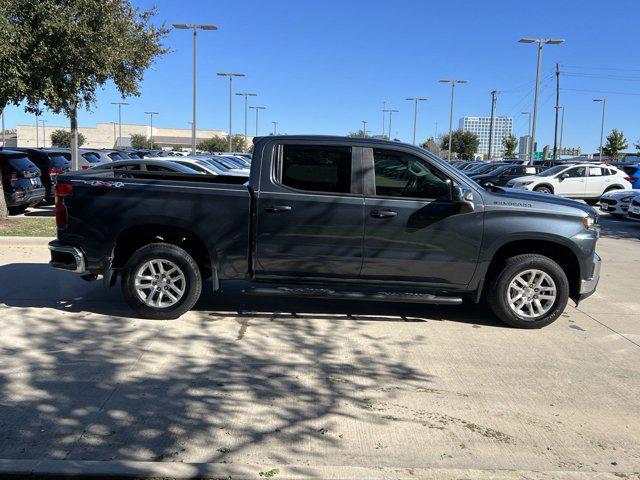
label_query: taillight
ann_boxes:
[81,166,90,170]
[3,172,25,181]
[631,177,639,182]
[55,183,73,229]
[624,176,631,182]
[49,167,64,175]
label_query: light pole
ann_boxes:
[111,101,129,148]
[593,98,606,161]
[217,72,245,152]
[110,122,117,147]
[386,109,399,139]
[35,114,39,148]
[144,111,159,147]
[40,119,48,148]
[362,120,368,137]
[439,79,468,161]
[518,38,564,163]
[405,97,428,145]
[558,106,565,154]
[249,106,266,136]
[521,111,532,158]
[381,100,387,136]
[172,23,218,155]
[236,92,257,152]
[272,121,278,135]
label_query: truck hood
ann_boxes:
[485,186,596,217]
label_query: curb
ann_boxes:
[0,236,53,246]
[0,459,632,479]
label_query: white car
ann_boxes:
[506,163,632,205]
[628,194,640,222]
[599,189,640,218]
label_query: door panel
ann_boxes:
[585,166,606,196]
[254,144,364,279]
[555,166,587,196]
[361,147,482,287]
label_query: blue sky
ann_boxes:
[4,0,640,153]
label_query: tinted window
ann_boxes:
[7,156,37,171]
[145,165,173,172]
[48,154,70,168]
[82,153,101,163]
[622,166,639,176]
[108,152,124,160]
[280,145,352,194]
[373,149,449,199]
[564,167,586,178]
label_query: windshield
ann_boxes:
[538,165,567,177]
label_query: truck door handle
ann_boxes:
[264,205,292,213]
[370,209,397,218]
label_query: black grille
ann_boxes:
[632,199,640,207]
[601,198,617,205]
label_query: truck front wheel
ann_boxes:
[121,242,202,320]
[487,254,569,328]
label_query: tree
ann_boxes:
[502,134,518,158]
[197,135,244,153]
[419,137,442,156]
[347,130,369,138]
[440,129,480,160]
[635,139,640,154]
[0,0,169,217]
[130,133,159,149]
[603,129,628,159]
[50,129,85,148]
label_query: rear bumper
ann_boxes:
[579,252,601,300]
[48,241,88,274]
[6,188,46,207]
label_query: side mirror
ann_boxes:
[559,173,569,181]
[451,182,474,203]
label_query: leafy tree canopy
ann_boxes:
[50,129,85,148]
[440,130,480,160]
[419,137,442,156]
[502,134,518,158]
[197,135,245,153]
[130,133,159,149]
[347,130,369,138]
[603,129,628,158]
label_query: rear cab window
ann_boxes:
[279,145,352,194]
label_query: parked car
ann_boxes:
[77,149,114,169]
[506,163,632,204]
[49,135,601,329]
[193,155,249,177]
[92,159,205,174]
[628,194,640,222]
[466,162,509,178]
[164,158,222,175]
[472,164,544,188]
[0,149,46,214]
[599,189,640,218]
[616,164,640,189]
[14,148,71,203]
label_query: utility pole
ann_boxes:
[487,90,497,159]
[439,79,468,161]
[387,109,399,139]
[406,97,428,145]
[40,119,48,148]
[236,92,257,152]
[558,106,565,154]
[144,112,159,147]
[35,114,39,148]
[593,98,606,161]
[172,23,218,154]
[217,72,246,152]
[553,63,560,160]
[362,120,368,137]
[249,106,266,136]
[272,121,278,135]
[381,101,386,136]
[518,38,565,164]
[111,122,117,148]
[111,101,129,148]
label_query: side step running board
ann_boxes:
[244,287,463,305]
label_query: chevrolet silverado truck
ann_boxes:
[49,136,601,328]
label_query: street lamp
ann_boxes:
[386,109,399,139]
[217,72,246,152]
[110,122,117,147]
[554,106,565,156]
[406,97,428,145]
[111,101,129,147]
[144,111,159,146]
[236,92,257,152]
[362,120,368,137]
[272,121,278,135]
[518,38,564,163]
[439,79,468,160]
[172,23,217,154]
[249,106,266,136]
[593,98,606,161]
[381,100,387,136]
[521,111,532,158]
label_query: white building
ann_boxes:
[459,116,513,158]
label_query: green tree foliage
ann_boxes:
[130,133,159,149]
[0,0,168,217]
[419,137,442,156]
[635,139,640,153]
[502,134,518,158]
[347,130,369,138]
[197,135,245,153]
[440,130,480,160]
[50,129,85,148]
[603,129,628,159]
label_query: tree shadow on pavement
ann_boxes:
[598,215,640,240]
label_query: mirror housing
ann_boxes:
[451,182,474,203]
[559,173,570,181]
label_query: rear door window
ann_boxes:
[280,145,352,194]
[7,156,37,172]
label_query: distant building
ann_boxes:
[14,123,230,150]
[459,116,513,158]
[518,135,532,159]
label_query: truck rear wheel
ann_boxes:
[487,254,569,329]
[121,242,202,320]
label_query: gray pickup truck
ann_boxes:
[49,136,601,328]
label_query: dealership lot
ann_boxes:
[0,215,638,479]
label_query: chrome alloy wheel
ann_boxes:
[507,269,557,319]
[134,259,186,308]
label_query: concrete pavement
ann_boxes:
[0,215,638,479]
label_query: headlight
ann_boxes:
[582,216,596,230]
[519,181,534,186]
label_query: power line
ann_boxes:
[561,87,640,97]
[561,64,640,73]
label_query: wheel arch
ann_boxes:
[533,183,555,194]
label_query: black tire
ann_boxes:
[487,254,569,329]
[121,242,202,320]
[584,199,599,206]
[533,185,553,194]
[7,206,27,216]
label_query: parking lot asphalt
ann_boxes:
[0,215,638,479]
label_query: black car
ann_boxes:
[13,148,71,203]
[471,164,544,187]
[0,149,46,214]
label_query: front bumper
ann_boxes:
[579,252,601,300]
[48,241,88,274]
